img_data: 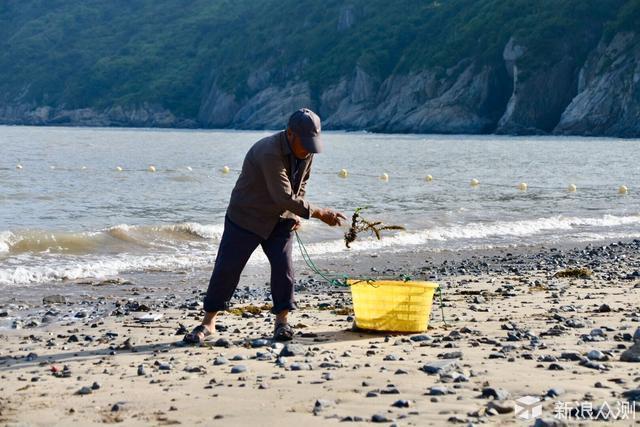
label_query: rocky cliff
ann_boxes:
[193,32,639,137]
[555,32,640,137]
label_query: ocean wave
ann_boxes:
[299,214,640,255]
[0,222,224,255]
[2,214,639,285]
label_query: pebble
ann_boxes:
[620,342,640,362]
[255,352,272,361]
[440,351,463,359]
[213,356,228,366]
[410,334,432,342]
[533,418,568,427]
[270,342,285,351]
[231,365,248,374]
[580,359,606,370]
[427,386,449,396]
[290,363,312,371]
[371,414,391,423]
[546,387,564,397]
[622,389,640,402]
[321,372,334,381]
[313,399,333,412]
[251,338,270,348]
[481,387,510,400]
[280,343,305,357]
[91,381,101,390]
[214,338,232,348]
[422,359,459,374]
[586,349,607,361]
[565,318,586,328]
[440,371,468,383]
[487,400,514,414]
[391,399,410,408]
[76,386,92,395]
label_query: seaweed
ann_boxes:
[344,207,405,248]
[226,303,272,316]
[554,268,592,279]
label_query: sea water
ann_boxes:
[1,125,638,287]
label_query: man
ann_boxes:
[184,108,346,344]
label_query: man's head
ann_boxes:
[286,108,322,159]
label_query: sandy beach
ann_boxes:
[1,240,640,426]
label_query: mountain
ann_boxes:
[0,0,639,137]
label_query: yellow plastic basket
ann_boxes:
[348,280,439,332]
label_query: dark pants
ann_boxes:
[203,215,296,314]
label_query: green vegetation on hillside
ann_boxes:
[0,0,635,119]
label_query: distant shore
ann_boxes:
[1,122,639,140]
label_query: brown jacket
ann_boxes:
[226,131,315,239]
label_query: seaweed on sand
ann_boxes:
[554,267,592,279]
[344,207,405,248]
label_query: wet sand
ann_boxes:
[1,240,640,426]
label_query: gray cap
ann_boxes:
[287,108,323,153]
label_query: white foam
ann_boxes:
[164,222,224,240]
[297,214,640,256]
[0,231,12,253]
[0,251,216,286]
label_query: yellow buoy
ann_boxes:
[116,166,123,172]
[16,164,23,170]
[470,178,480,187]
[568,183,577,193]
[380,172,389,181]
[425,174,433,182]
[518,182,528,191]
[148,165,156,172]
[619,185,628,194]
[338,168,348,178]
[221,165,230,174]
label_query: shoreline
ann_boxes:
[1,123,637,140]
[2,237,640,327]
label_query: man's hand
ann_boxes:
[312,208,347,227]
[291,217,302,231]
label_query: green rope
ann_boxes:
[294,231,349,287]
[293,230,448,325]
